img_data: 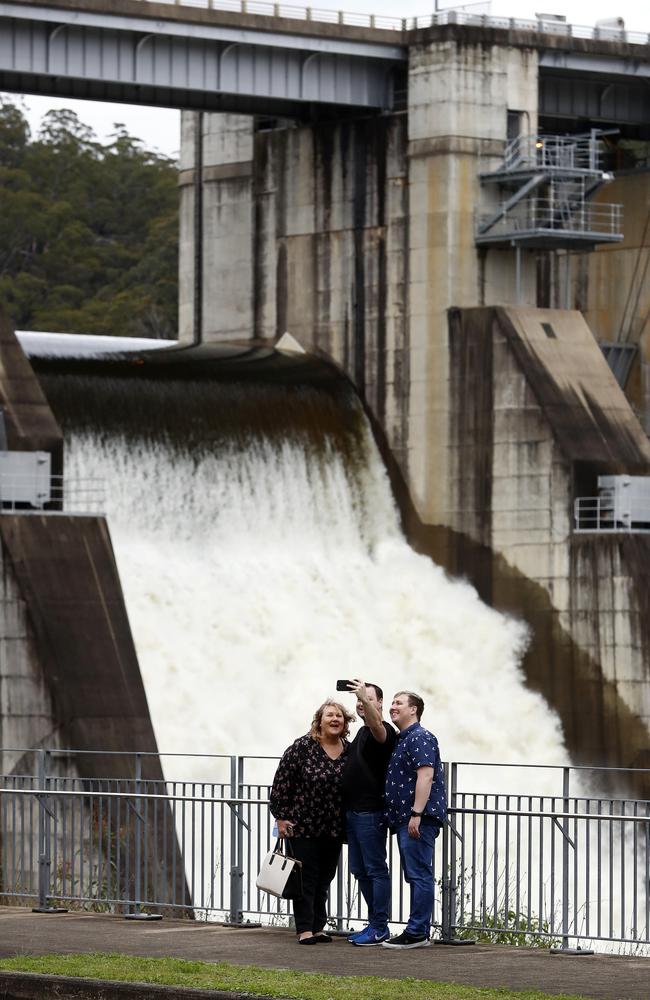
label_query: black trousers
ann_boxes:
[290,836,342,935]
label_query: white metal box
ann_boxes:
[597,475,650,527]
[0,451,51,508]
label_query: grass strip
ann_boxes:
[0,953,591,1000]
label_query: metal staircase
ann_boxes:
[476,132,623,249]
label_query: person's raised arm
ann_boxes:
[351,680,387,743]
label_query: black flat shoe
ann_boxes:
[313,933,333,943]
[298,936,319,945]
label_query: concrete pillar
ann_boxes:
[574,173,650,431]
[179,113,255,343]
[406,37,538,523]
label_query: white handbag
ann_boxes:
[256,838,303,899]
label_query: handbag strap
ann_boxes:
[275,837,296,859]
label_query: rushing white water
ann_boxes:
[64,415,571,793]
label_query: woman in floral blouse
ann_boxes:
[270,699,354,944]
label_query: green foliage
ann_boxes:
[0,99,178,338]
[0,952,593,1000]
[455,910,560,949]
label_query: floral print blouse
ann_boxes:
[270,734,349,839]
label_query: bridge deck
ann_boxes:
[1,0,649,118]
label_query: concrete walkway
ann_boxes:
[0,908,647,1000]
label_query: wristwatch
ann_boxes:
[410,810,423,818]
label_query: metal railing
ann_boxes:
[0,475,105,516]
[500,135,606,176]
[138,0,650,45]
[1,749,649,951]
[476,199,622,243]
[574,496,650,532]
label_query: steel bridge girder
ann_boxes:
[0,11,398,111]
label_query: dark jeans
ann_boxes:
[290,836,342,935]
[396,820,440,938]
[346,809,391,932]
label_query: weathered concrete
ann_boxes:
[437,306,650,781]
[177,24,650,778]
[0,320,187,906]
[0,908,648,1000]
[573,172,650,432]
[405,37,538,522]
[0,318,162,780]
[178,35,544,496]
[0,310,62,476]
[0,515,161,774]
[179,109,411,467]
[0,537,64,774]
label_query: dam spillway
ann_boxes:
[24,338,571,787]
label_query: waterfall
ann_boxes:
[33,358,570,792]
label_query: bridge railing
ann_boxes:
[1,749,649,950]
[146,0,650,45]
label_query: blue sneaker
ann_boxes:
[352,926,390,947]
[347,926,368,943]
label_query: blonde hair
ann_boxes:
[310,700,355,741]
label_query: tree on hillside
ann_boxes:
[0,100,178,338]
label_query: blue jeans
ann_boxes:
[396,821,440,938]
[346,810,391,933]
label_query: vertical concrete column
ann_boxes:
[178,112,199,344]
[406,38,538,523]
[178,113,255,344]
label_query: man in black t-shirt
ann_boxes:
[340,680,396,947]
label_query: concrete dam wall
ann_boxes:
[178,97,650,786]
[178,111,412,470]
[0,316,162,778]
[440,307,650,781]
[0,314,187,908]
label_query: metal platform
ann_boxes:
[476,133,623,251]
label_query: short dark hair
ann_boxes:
[366,683,383,701]
[395,690,424,720]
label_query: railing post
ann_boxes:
[560,767,570,949]
[550,767,592,956]
[334,855,344,931]
[439,810,452,940]
[225,757,260,928]
[436,763,474,946]
[125,753,161,920]
[32,749,66,914]
[229,755,243,924]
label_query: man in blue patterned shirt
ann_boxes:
[382,690,446,950]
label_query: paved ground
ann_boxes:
[0,908,647,1000]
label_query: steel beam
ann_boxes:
[0,2,405,113]
[540,50,650,80]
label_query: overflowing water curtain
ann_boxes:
[38,361,569,788]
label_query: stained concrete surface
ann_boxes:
[0,908,647,1000]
